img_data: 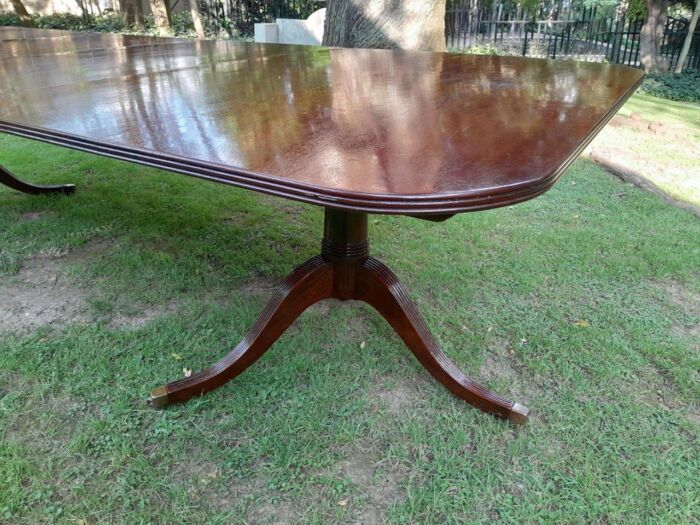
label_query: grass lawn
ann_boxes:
[619,93,700,130]
[0,132,698,524]
[589,93,700,206]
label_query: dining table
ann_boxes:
[0,26,644,424]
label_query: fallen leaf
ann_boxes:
[574,319,589,328]
[171,353,182,361]
[338,499,348,507]
[360,341,366,350]
[183,368,192,377]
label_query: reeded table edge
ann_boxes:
[0,69,643,216]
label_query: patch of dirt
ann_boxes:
[170,448,302,523]
[589,147,700,217]
[479,339,541,393]
[109,299,180,329]
[672,323,700,340]
[20,211,47,221]
[377,383,414,414]
[219,211,251,226]
[246,501,300,525]
[169,444,271,512]
[345,307,371,335]
[656,279,700,349]
[373,376,429,415]
[478,339,545,422]
[587,109,700,216]
[239,275,279,297]
[479,339,520,383]
[339,454,405,525]
[216,474,267,505]
[608,114,689,141]
[306,299,334,315]
[618,362,700,428]
[0,256,90,332]
[661,279,700,311]
[260,195,308,219]
[0,239,193,332]
[306,299,366,318]
[0,239,114,332]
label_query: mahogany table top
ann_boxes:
[0,27,643,215]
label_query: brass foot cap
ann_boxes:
[509,402,529,425]
[148,386,169,409]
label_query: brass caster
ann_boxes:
[509,402,529,425]
[148,386,169,409]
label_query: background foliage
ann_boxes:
[0,11,207,38]
[639,69,700,101]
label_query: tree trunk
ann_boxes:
[322,0,447,52]
[150,0,173,36]
[640,0,669,73]
[75,0,90,21]
[190,0,206,39]
[119,0,135,27]
[674,0,700,73]
[134,0,145,32]
[9,0,33,27]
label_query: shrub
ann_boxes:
[87,13,127,33]
[639,69,700,103]
[0,11,200,38]
[0,12,21,26]
[171,12,196,37]
[465,44,501,55]
[34,13,94,31]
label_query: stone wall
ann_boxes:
[254,8,324,46]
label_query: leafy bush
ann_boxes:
[170,12,198,37]
[639,70,700,103]
[450,44,517,56]
[464,43,501,55]
[34,13,95,31]
[0,12,21,26]
[0,11,201,38]
[87,13,128,33]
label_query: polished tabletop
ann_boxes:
[0,27,644,215]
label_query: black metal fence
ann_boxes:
[197,0,698,71]
[445,7,700,72]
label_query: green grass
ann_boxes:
[0,132,699,524]
[591,93,700,206]
[618,93,700,131]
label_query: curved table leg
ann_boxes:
[0,164,75,195]
[148,209,530,423]
[354,257,529,424]
[149,255,334,407]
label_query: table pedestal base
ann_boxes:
[0,164,75,195]
[149,209,529,424]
